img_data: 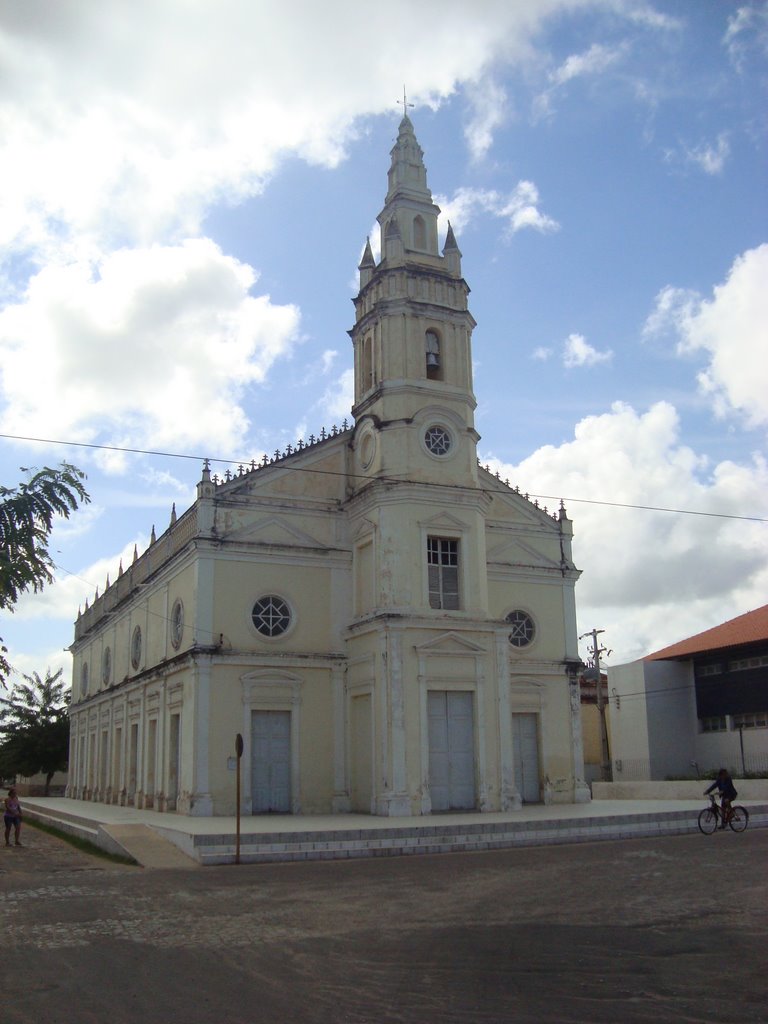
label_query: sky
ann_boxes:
[1,0,766,688]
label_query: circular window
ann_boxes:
[424,425,452,456]
[507,610,535,648]
[358,430,376,470]
[170,599,184,650]
[131,625,142,669]
[102,647,111,686]
[252,595,292,637]
[80,662,89,696]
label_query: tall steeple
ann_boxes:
[349,114,479,489]
[379,113,440,260]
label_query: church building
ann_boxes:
[68,115,588,817]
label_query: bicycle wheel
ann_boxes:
[729,806,749,832]
[698,808,718,834]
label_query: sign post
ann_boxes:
[235,732,244,865]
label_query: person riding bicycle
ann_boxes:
[705,769,738,829]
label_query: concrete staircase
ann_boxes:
[25,799,768,868]
[187,803,768,866]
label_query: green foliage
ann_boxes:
[0,667,70,793]
[0,463,90,685]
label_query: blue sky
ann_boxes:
[1,0,766,684]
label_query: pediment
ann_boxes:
[241,669,302,685]
[487,487,559,527]
[415,632,486,655]
[231,515,328,549]
[486,536,561,570]
[420,511,470,531]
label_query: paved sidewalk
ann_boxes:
[21,795,768,867]
[25,794,759,834]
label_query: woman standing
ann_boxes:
[4,787,23,847]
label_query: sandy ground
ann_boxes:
[1,822,766,1023]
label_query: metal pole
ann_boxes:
[738,726,745,777]
[591,629,612,782]
[235,733,243,865]
[581,627,612,782]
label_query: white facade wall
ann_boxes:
[67,115,588,817]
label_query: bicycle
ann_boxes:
[698,794,749,834]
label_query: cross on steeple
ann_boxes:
[398,85,414,118]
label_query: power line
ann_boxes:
[3,430,766,523]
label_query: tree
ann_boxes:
[0,462,90,685]
[0,668,70,794]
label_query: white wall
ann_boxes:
[608,659,696,780]
[644,660,696,778]
[607,660,651,779]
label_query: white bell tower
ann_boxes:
[350,113,480,490]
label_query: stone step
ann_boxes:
[191,804,768,866]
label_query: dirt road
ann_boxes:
[2,822,766,1023]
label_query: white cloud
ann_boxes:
[690,134,730,175]
[723,4,768,70]
[482,400,768,661]
[563,333,613,368]
[550,42,626,86]
[317,367,354,422]
[438,183,559,239]
[0,0,598,260]
[671,134,731,175]
[532,346,553,361]
[13,537,146,624]
[534,42,626,119]
[0,239,301,459]
[320,350,338,375]
[4,645,75,691]
[644,245,768,428]
[48,503,105,542]
[620,3,683,32]
[464,79,508,161]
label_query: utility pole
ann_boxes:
[580,628,613,782]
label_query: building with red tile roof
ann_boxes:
[646,604,768,661]
[606,606,768,781]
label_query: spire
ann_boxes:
[358,237,375,269]
[442,220,462,275]
[358,236,376,288]
[386,113,432,206]
[378,112,442,261]
[443,220,461,254]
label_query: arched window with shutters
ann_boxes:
[413,215,426,249]
[425,330,442,380]
[362,334,374,392]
